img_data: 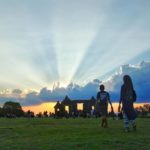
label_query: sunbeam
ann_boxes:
[71,1,150,83]
[0,0,150,93]
[51,0,112,85]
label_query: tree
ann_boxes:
[3,101,24,117]
[25,110,35,118]
[43,111,48,117]
[0,107,5,117]
[36,112,42,118]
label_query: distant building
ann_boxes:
[54,95,101,117]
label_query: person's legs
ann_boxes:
[101,117,105,127]
[130,119,136,131]
[123,113,130,132]
[101,116,107,127]
[104,116,108,128]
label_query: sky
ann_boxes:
[0,0,150,105]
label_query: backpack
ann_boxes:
[126,89,136,102]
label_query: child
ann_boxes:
[118,75,137,132]
[97,84,113,127]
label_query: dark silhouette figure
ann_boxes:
[43,111,48,117]
[118,75,137,132]
[97,84,113,128]
[118,112,123,120]
[109,108,116,120]
[26,110,34,118]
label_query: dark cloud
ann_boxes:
[21,91,41,106]
[104,61,150,102]
[0,61,150,106]
[39,87,52,100]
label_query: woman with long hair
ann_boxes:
[118,75,137,132]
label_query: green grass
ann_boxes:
[0,118,150,150]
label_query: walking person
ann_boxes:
[97,84,113,128]
[118,75,137,132]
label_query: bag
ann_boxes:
[126,89,136,102]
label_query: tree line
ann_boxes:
[135,104,150,117]
[0,101,149,118]
[0,101,55,118]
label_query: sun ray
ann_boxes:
[0,0,150,95]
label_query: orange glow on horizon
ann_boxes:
[23,102,56,114]
[22,102,149,115]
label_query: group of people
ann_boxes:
[96,75,137,132]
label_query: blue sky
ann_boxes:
[0,0,150,92]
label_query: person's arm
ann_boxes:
[118,86,123,112]
[95,92,99,107]
[107,93,113,111]
[96,92,100,102]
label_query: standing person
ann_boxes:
[97,84,113,128]
[118,75,137,132]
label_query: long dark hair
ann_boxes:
[123,75,134,91]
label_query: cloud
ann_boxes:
[0,79,101,106]
[12,89,22,94]
[1,0,150,90]
[38,79,101,101]
[103,61,150,102]
[0,61,150,106]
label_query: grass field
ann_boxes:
[0,118,150,150]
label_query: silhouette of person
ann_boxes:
[97,84,113,127]
[118,75,137,132]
